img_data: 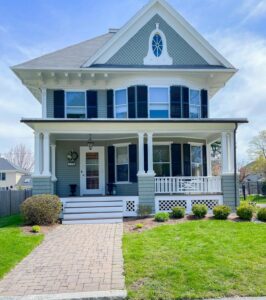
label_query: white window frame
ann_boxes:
[0,172,6,181]
[114,88,128,119]
[65,90,87,119]
[190,144,203,176]
[114,144,130,183]
[153,143,172,177]
[189,89,201,119]
[148,86,170,119]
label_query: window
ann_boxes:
[152,34,163,57]
[189,89,201,118]
[149,87,169,118]
[153,145,171,176]
[115,89,127,118]
[66,92,86,118]
[191,145,203,176]
[116,146,129,182]
[0,173,6,181]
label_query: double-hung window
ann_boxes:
[0,172,6,181]
[189,89,201,118]
[116,146,129,182]
[191,145,203,176]
[65,91,86,118]
[153,145,171,176]
[115,89,127,118]
[149,87,169,118]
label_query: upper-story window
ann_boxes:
[115,89,127,118]
[149,87,169,118]
[189,89,201,118]
[65,91,86,118]
[191,145,203,176]
[0,172,6,181]
[152,34,163,57]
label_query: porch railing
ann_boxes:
[155,176,222,194]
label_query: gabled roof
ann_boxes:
[16,174,32,187]
[13,33,115,70]
[0,157,27,173]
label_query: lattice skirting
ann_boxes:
[123,197,139,217]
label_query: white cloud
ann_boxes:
[238,0,266,23]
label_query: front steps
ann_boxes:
[62,197,123,224]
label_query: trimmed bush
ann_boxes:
[32,225,41,233]
[257,208,266,222]
[236,204,254,221]
[213,205,231,220]
[21,194,61,225]
[137,205,152,217]
[192,204,208,218]
[171,206,185,219]
[154,212,169,222]
[135,223,144,229]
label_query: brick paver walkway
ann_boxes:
[0,224,125,297]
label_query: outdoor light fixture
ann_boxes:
[88,134,94,150]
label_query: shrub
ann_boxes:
[21,194,61,225]
[32,225,41,233]
[192,204,208,218]
[171,206,185,219]
[262,181,266,196]
[154,212,169,222]
[257,208,266,222]
[213,205,231,220]
[134,223,143,229]
[137,205,152,217]
[236,204,254,221]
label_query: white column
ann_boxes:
[228,132,235,173]
[221,132,229,174]
[206,143,212,176]
[41,88,47,118]
[137,132,145,176]
[33,132,41,176]
[42,132,51,176]
[147,132,155,176]
[51,144,57,181]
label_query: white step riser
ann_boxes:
[63,212,122,220]
[65,201,123,208]
[64,207,123,213]
[61,197,126,202]
[62,219,122,225]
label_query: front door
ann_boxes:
[80,146,105,195]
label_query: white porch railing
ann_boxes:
[155,176,222,194]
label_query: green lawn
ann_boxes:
[240,194,266,204]
[123,220,266,300]
[0,215,43,279]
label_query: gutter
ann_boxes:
[234,122,238,209]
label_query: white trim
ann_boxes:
[41,88,47,118]
[188,142,204,146]
[189,89,201,119]
[113,142,131,147]
[64,91,87,119]
[153,143,172,177]
[148,86,170,119]
[51,144,57,182]
[190,144,203,176]
[115,144,130,183]
[153,141,172,145]
[42,132,51,176]
[114,88,128,119]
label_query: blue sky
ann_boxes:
[0,0,266,162]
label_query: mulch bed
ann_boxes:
[22,224,59,236]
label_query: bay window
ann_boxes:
[115,89,127,118]
[65,91,86,118]
[153,145,171,176]
[149,87,169,118]
[191,145,203,176]
[116,146,129,182]
[189,89,201,118]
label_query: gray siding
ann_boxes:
[138,175,155,212]
[47,89,54,118]
[222,174,239,211]
[32,177,53,195]
[97,90,107,118]
[107,14,208,66]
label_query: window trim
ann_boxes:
[190,144,203,176]
[114,144,130,184]
[64,90,87,119]
[148,86,170,119]
[0,172,6,181]
[189,89,201,119]
[153,143,172,177]
[114,88,128,119]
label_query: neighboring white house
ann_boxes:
[12,0,248,223]
[0,157,29,190]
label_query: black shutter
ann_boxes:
[202,145,207,176]
[86,90,97,118]
[201,89,208,118]
[107,90,114,118]
[129,144,137,182]
[128,86,136,118]
[108,146,115,183]
[183,144,191,176]
[171,144,182,176]
[144,143,148,173]
[54,90,65,118]
[170,86,182,118]
[182,87,189,118]
[137,86,148,118]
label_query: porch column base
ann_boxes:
[221,173,239,212]
[138,175,155,213]
[32,177,54,195]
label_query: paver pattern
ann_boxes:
[0,224,124,296]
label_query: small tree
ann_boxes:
[5,144,34,172]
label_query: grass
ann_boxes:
[0,215,43,279]
[240,194,266,204]
[123,220,266,300]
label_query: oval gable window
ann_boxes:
[152,34,163,57]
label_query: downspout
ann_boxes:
[234,123,238,209]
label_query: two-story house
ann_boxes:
[12,0,247,224]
